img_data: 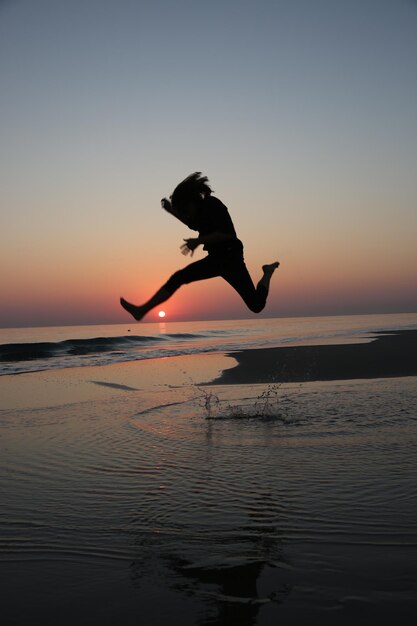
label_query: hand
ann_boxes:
[180,238,200,256]
[161,197,172,211]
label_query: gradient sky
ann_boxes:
[1,0,417,327]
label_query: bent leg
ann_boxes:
[222,258,279,313]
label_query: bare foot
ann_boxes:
[120,297,146,321]
[262,262,280,277]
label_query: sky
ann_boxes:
[1,0,417,327]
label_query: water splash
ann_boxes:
[195,384,292,421]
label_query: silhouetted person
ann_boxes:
[120,173,279,321]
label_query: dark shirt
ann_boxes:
[188,196,243,256]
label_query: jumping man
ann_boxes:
[120,172,279,321]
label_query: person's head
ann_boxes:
[170,172,212,215]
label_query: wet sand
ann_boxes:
[1,336,417,625]
[211,329,417,384]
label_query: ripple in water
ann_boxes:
[2,378,417,623]
[124,379,417,622]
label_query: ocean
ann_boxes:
[1,313,417,625]
[1,312,417,375]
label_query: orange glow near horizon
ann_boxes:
[1,245,417,328]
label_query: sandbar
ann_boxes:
[210,329,417,385]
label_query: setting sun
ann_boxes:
[158,311,166,318]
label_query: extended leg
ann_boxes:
[120,256,222,321]
[120,287,172,321]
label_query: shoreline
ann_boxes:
[1,329,416,411]
[209,329,417,385]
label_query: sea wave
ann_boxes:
[0,335,169,362]
[0,329,245,375]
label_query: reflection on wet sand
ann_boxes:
[129,419,293,626]
[130,522,291,626]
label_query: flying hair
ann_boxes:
[170,172,213,209]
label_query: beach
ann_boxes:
[1,318,417,625]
